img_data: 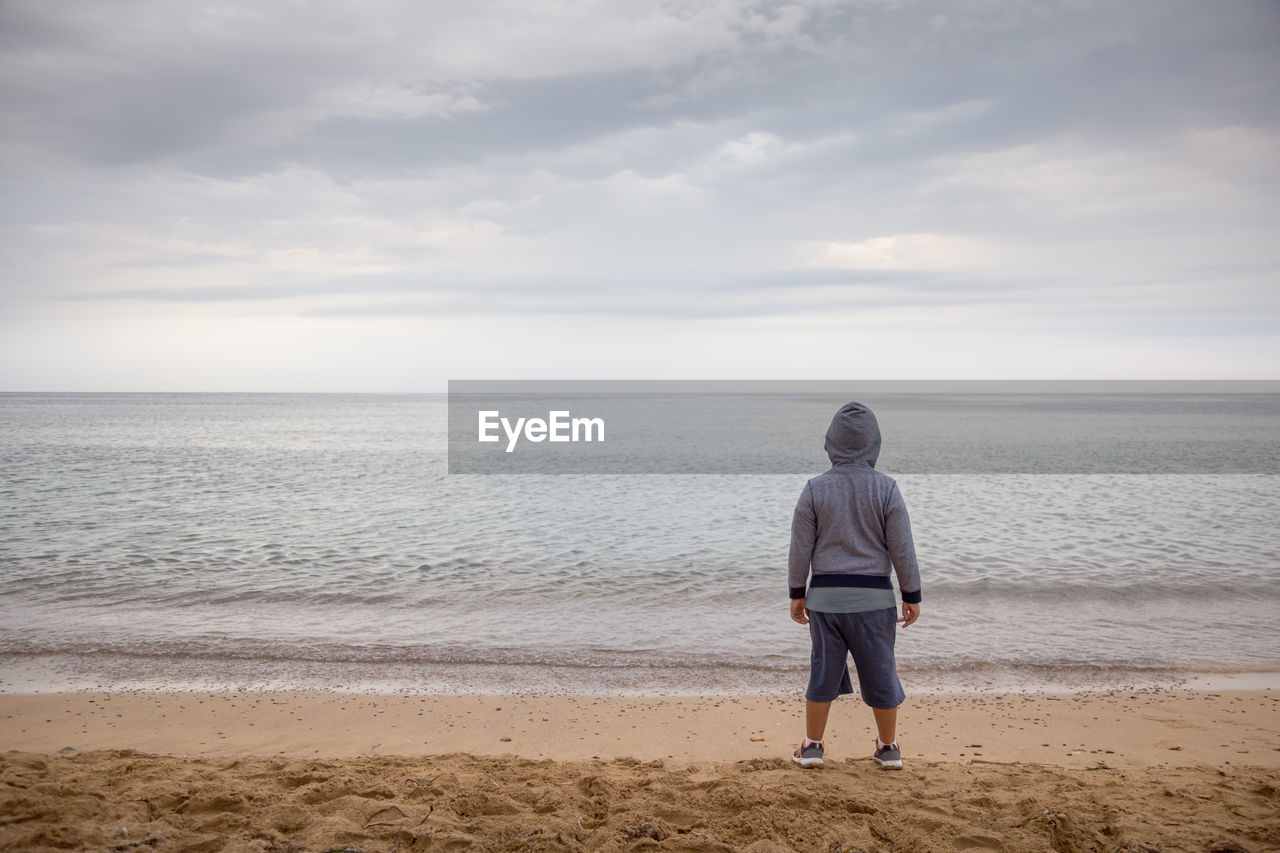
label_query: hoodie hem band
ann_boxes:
[808,574,893,590]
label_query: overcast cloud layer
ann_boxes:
[1,0,1277,390]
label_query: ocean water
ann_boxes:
[1,392,1278,695]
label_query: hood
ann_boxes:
[824,401,881,467]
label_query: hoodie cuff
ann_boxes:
[901,589,922,604]
[789,586,807,600]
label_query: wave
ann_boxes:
[3,637,1276,679]
[5,565,1280,609]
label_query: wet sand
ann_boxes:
[3,689,1277,768]
[2,689,1278,851]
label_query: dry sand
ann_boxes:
[2,689,1278,851]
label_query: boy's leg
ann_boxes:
[803,611,855,744]
[806,699,833,741]
[840,607,906,748]
[872,706,897,745]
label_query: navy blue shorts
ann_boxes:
[805,607,906,708]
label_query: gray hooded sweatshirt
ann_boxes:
[788,402,922,606]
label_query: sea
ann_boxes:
[2,391,1278,695]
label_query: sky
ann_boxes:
[1,0,1277,391]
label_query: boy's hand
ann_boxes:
[897,602,920,628]
[790,598,809,625]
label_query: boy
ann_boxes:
[789,401,922,769]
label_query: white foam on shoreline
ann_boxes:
[3,653,1277,697]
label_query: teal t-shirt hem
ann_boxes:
[805,585,897,613]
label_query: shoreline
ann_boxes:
[5,653,1279,698]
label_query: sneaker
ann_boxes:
[873,740,902,770]
[792,740,824,768]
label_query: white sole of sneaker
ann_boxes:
[874,758,903,769]
[792,756,823,768]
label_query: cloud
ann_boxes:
[1,0,1278,388]
[811,234,1000,272]
[0,0,809,168]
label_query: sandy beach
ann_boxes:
[3,689,1278,851]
